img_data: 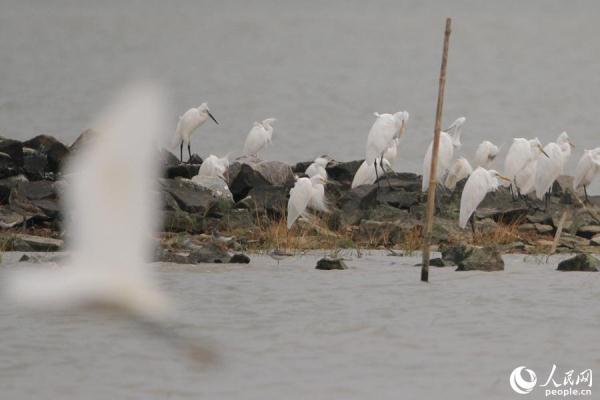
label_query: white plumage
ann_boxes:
[242,118,276,157]
[444,157,473,190]
[365,111,408,165]
[503,138,546,194]
[574,148,600,194]
[459,167,509,228]
[534,132,573,200]
[175,102,218,162]
[473,140,499,169]
[193,154,229,181]
[305,157,329,179]
[287,175,328,229]
[422,116,466,192]
[351,158,392,188]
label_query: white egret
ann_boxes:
[192,154,229,182]
[175,103,219,163]
[459,167,511,232]
[444,157,473,190]
[422,116,466,192]
[351,158,392,188]
[535,132,574,201]
[364,111,409,187]
[503,138,547,198]
[573,148,600,201]
[473,140,500,169]
[287,175,328,229]
[383,138,400,165]
[7,84,169,319]
[305,156,329,179]
[242,118,276,157]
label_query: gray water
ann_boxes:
[2,1,600,180]
[1,251,599,399]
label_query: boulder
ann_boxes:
[0,207,25,228]
[229,253,251,263]
[576,224,600,238]
[69,129,96,154]
[557,254,599,272]
[8,187,48,222]
[475,189,530,224]
[22,149,49,180]
[218,209,256,231]
[376,188,422,209]
[162,210,205,233]
[292,160,313,174]
[159,149,180,168]
[325,160,363,187]
[16,181,56,201]
[236,186,289,218]
[0,137,24,166]
[187,242,231,263]
[377,172,422,192]
[5,234,63,252]
[159,178,225,214]
[165,164,201,179]
[441,244,470,265]
[316,257,348,270]
[0,152,20,179]
[191,176,233,201]
[338,184,378,225]
[455,246,504,271]
[590,234,600,246]
[188,154,203,164]
[0,174,28,203]
[228,158,295,201]
[535,223,554,234]
[23,135,69,173]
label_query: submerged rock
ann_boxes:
[316,257,348,270]
[557,254,600,271]
[456,246,504,271]
[229,253,251,263]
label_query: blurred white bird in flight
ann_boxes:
[459,167,511,232]
[175,102,219,163]
[534,131,574,202]
[287,175,329,229]
[7,83,169,319]
[362,111,409,188]
[422,116,465,192]
[242,118,276,157]
[573,148,600,201]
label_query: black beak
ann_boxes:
[208,111,219,125]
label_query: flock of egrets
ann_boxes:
[175,103,600,233]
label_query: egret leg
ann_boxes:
[545,191,550,209]
[187,143,192,163]
[374,161,381,190]
[381,156,393,189]
[470,213,476,236]
[180,141,184,163]
[584,185,589,203]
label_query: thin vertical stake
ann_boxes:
[421,18,452,282]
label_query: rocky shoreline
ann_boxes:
[2,133,600,266]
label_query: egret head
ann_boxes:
[489,169,511,183]
[529,138,549,158]
[313,156,330,167]
[446,117,465,147]
[557,131,574,149]
[198,102,219,125]
[261,118,276,127]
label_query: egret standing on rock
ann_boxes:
[535,132,574,202]
[444,157,473,190]
[503,138,547,198]
[193,154,229,181]
[305,156,329,179]
[351,158,393,188]
[473,140,500,169]
[363,111,409,188]
[175,103,219,163]
[573,147,600,201]
[242,118,276,157]
[459,167,511,233]
[287,175,329,229]
[422,117,465,192]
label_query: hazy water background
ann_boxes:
[2,0,600,187]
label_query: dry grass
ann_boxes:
[471,221,522,246]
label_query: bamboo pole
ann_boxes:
[421,18,452,282]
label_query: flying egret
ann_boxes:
[364,111,409,188]
[534,131,574,202]
[351,158,392,188]
[193,154,229,181]
[459,167,511,233]
[422,116,466,192]
[503,138,548,198]
[7,84,169,319]
[242,118,276,157]
[473,140,500,169]
[287,175,329,229]
[305,156,329,179]
[175,103,219,163]
[444,157,473,190]
[573,147,600,201]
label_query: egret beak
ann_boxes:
[538,144,549,158]
[207,110,219,125]
[569,140,575,148]
[498,175,512,183]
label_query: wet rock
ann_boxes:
[0,174,28,203]
[228,158,295,201]
[236,186,289,218]
[229,253,251,263]
[191,176,233,201]
[188,154,203,165]
[159,178,227,214]
[23,135,69,173]
[0,137,24,166]
[378,172,422,192]
[441,244,470,265]
[429,257,447,267]
[8,234,63,252]
[455,246,504,271]
[165,164,201,179]
[159,149,180,168]
[162,210,204,233]
[338,184,378,225]
[368,204,410,222]
[187,242,231,263]
[0,207,25,228]
[23,149,49,180]
[0,152,20,179]
[316,257,348,270]
[17,180,57,201]
[557,254,599,272]
[376,188,422,209]
[325,160,363,187]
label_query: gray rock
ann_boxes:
[325,160,363,187]
[69,129,96,155]
[590,234,600,246]
[535,223,554,234]
[229,253,251,263]
[0,174,28,203]
[159,178,224,214]
[0,207,25,228]
[228,158,295,201]
[162,210,204,233]
[191,176,233,201]
[316,257,348,270]
[0,137,24,166]
[339,184,378,225]
[23,135,69,173]
[187,242,231,263]
[0,152,20,179]
[8,234,63,252]
[455,246,504,271]
[236,186,289,218]
[376,188,422,209]
[165,164,201,179]
[23,149,49,181]
[441,244,470,265]
[557,254,599,272]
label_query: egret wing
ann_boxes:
[459,168,489,228]
[287,178,313,228]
